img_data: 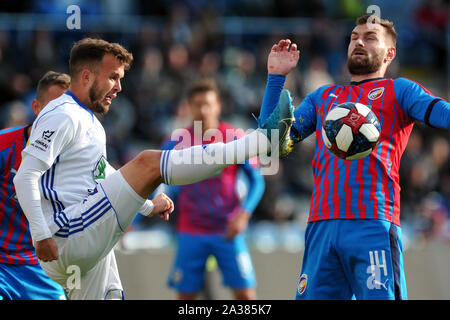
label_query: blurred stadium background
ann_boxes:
[0,0,448,299]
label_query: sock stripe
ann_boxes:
[161,150,167,184]
[163,150,171,184]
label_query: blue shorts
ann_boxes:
[0,263,66,300]
[296,219,407,300]
[167,233,256,293]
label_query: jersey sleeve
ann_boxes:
[290,91,319,142]
[23,111,76,168]
[394,77,450,129]
[259,74,287,125]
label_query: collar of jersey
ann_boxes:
[350,77,384,86]
[65,90,94,118]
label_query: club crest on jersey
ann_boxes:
[368,87,384,100]
[297,274,308,295]
[93,155,107,182]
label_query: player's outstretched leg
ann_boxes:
[257,89,295,157]
[120,127,269,193]
[159,90,295,186]
[120,91,295,197]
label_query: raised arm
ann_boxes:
[267,39,300,76]
[259,39,300,126]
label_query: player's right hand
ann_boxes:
[150,192,174,221]
[35,238,59,262]
[267,39,300,75]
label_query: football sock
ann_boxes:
[160,129,270,185]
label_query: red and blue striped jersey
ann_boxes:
[162,122,264,234]
[291,77,447,226]
[0,125,38,264]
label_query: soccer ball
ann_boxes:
[322,102,381,160]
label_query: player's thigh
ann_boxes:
[98,169,147,230]
[338,220,407,300]
[66,251,123,300]
[52,170,146,276]
[211,234,256,289]
[296,220,353,300]
[167,233,210,293]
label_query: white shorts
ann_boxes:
[39,170,146,300]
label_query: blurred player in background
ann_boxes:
[164,79,265,300]
[13,38,291,299]
[0,71,70,300]
[258,15,449,299]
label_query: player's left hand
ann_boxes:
[267,39,300,75]
[150,193,174,221]
[225,209,251,241]
[35,237,59,262]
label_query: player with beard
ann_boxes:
[13,38,295,299]
[257,15,449,299]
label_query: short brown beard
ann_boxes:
[347,51,383,75]
[88,80,108,114]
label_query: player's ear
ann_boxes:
[80,68,93,87]
[31,99,41,116]
[385,47,396,63]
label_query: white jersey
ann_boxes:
[23,91,108,234]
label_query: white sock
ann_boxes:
[160,129,270,185]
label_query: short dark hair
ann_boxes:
[36,71,70,103]
[356,14,397,46]
[69,38,133,76]
[188,78,220,101]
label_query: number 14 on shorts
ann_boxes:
[366,250,389,290]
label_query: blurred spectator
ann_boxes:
[412,0,449,69]
[224,48,265,115]
[418,192,450,242]
[1,101,28,128]
[302,56,334,93]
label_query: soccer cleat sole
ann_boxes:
[278,116,295,158]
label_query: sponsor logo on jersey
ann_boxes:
[31,139,49,151]
[30,129,56,151]
[42,130,55,142]
[368,87,384,100]
[297,274,308,295]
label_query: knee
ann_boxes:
[132,150,161,173]
[233,288,256,300]
[178,292,198,300]
[118,149,163,198]
[124,149,163,187]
